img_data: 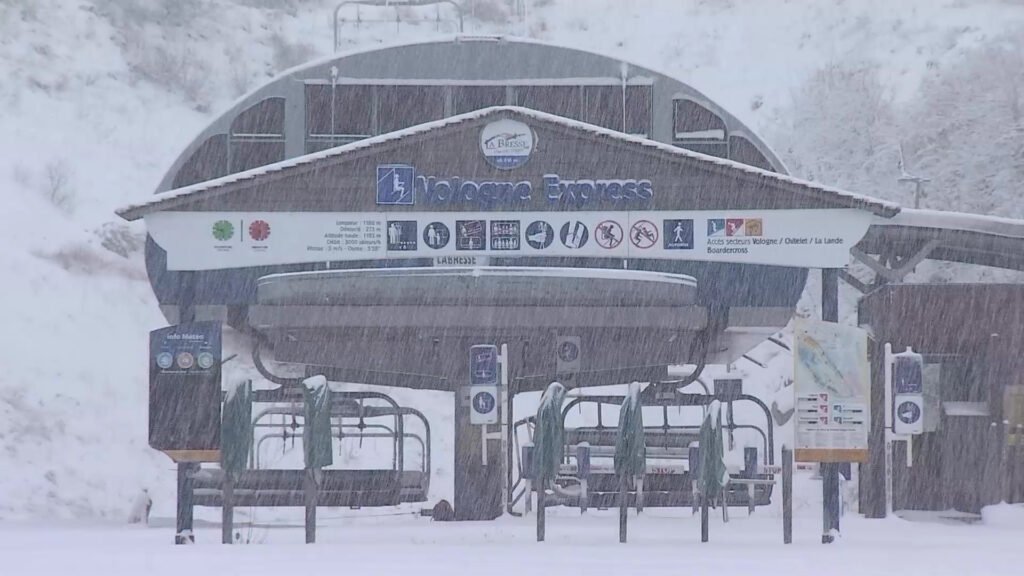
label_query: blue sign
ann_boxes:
[490,220,521,250]
[708,218,726,237]
[376,164,415,205]
[897,401,921,424]
[560,221,589,249]
[148,321,223,452]
[525,221,554,249]
[473,391,497,414]
[151,322,222,375]
[470,345,498,386]
[893,356,923,395]
[386,220,418,251]
[423,222,450,249]
[663,219,694,250]
[456,220,486,251]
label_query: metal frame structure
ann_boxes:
[190,379,431,509]
[511,384,776,512]
[333,1,465,52]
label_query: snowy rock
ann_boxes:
[126,489,152,525]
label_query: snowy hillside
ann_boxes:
[2,0,1024,520]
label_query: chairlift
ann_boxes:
[511,382,776,512]
[192,387,431,509]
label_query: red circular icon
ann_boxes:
[630,220,658,249]
[249,220,271,241]
[594,220,623,249]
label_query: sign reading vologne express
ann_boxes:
[144,118,873,271]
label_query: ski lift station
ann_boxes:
[116,34,1024,543]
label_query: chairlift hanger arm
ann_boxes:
[252,335,305,389]
[673,304,725,388]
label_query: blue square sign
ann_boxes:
[663,219,694,250]
[893,356,923,395]
[376,164,415,205]
[470,345,498,386]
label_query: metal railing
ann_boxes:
[333,1,465,52]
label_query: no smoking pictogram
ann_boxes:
[630,220,658,249]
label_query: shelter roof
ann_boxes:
[858,208,1024,272]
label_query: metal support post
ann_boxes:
[174,273,198,545]
[822,463,840,542]
[221,474,234,544]
[783,446,793,544]
[689,445,700,515]
[305,467,319,543]
[700,494,709,543]
[821,268,841,543]
[618,475,628,543]
[175,462,198,544]
[500,344,510,510]
[536,482,545,542]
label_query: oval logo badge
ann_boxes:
[480,119,534,170]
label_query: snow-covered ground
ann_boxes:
[6,499,1024,575]
[3,0,1024,532]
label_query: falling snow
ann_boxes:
[3,1,1024,574]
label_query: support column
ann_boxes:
[821,268,841,542]
[175,462,198,544]
[221,474,234,544]
[175,273,198,545]
[178,271,196,325]
[860,335,887,517]
[304,468,318,543]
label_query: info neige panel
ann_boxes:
[148,322,222,453]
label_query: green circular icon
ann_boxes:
[212,220,234,241]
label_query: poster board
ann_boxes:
[149,322,222,462]
[793,319,870,463]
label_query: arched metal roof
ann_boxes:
[155,34,788,195]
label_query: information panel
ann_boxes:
[793,319,870,463]
[149,322,222,459]
[146,208,873,271]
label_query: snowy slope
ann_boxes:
[2,0,1024,521]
